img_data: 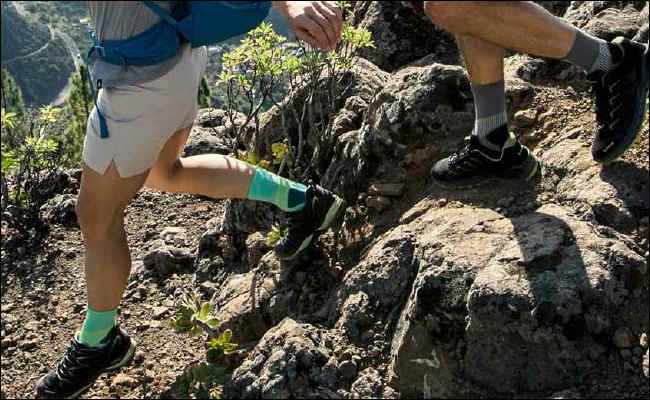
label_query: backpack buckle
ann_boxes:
[95,45,106,57]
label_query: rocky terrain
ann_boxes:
[1,1,649,399]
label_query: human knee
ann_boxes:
[75,194,124,239]
[145,159,182,190]
[424,1,468,33]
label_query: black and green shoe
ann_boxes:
[430,125,540,189]
[274,183,346,260]
[590,36,649,164]
[36,326,136,399]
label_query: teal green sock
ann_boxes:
[77,306,117,347]
[247,168,307,212]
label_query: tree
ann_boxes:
[198,76,212,108]
[59,63,92,168]
[1,68,25,117]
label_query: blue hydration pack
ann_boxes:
[86,1,271,139]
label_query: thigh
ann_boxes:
[144,124,192,189]
[78,160,149,223]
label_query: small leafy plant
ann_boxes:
[170,291,238,399]
[266,224,285,246]
[1,106,65,234]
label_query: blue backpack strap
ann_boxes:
[142,1,182,30]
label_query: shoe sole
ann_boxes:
[596,42,649,164]
[61,338,137,399]
[277,196,346,261]
[431,153,540,190]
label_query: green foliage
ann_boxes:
[170,291,220,337]
[215,3,374,180]
[1,107,18,130]
[173,362,229,399]
[206,329,238,362]
[198,76,212,108]
[0,106,66,224]
[266,224,285,246]
[58,64,92,168]
[1,69,25,116]
[169,291,238,399]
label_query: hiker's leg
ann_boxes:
[144,125,307,212]
[76,161,148,317]
[423,1,617,75]
[429,32,539,186]
[144,126,255,199]
[423,1,575,59]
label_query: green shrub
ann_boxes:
[170,291,238,399]
[1,105,66,234]
[215,1,374,180]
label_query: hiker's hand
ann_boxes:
[272,1,343,50]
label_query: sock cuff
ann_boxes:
[564,29,608,73]
[471,80,506,119]
[83,307,117,331]
[475,110,508,132]
[589,40,613,73]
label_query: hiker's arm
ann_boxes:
[272,1,343,50]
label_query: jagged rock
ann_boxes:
[143,239,194,278]
[538,136,648,235]
[329,231,418,341]
[159,227,187,247]
[350,367,386,399]
[212,253,290,343]
[368,183,405,197]
[40,194,78,227]
[339,359,358,381]
[329,96,369,141]
[564,2,646,30]
[582,4,645,41]
[351,1,459,72]
[221,199,284,235]
[322,63,475,200]
[614,327,634,348]
[244,232,272,268]
[382,188,648,397]
[365,195,391,212]
[182,108,245,157]
[512,109,537,129]
[464,204,646,393]
[225,318,338,399]
[193,217,241,285]
[255,58,389,160]
[535,1,571,16]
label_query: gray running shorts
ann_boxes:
[82,44,207,178]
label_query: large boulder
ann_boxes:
[183,108,248,157]
[322,62,475,200]
[351,1,459,72]
[225,318,340,399]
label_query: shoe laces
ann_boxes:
[55,339,97,383]
[591,71,624,134]
[449,136,475,169]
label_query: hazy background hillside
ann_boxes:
[1,1,293,108]
[1,2,74,106]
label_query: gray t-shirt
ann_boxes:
[87,1,183,88]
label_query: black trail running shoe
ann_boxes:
[590,36,649,163]
[36,326,136,399]
[274,183,346,260]
[430,125,539,188]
